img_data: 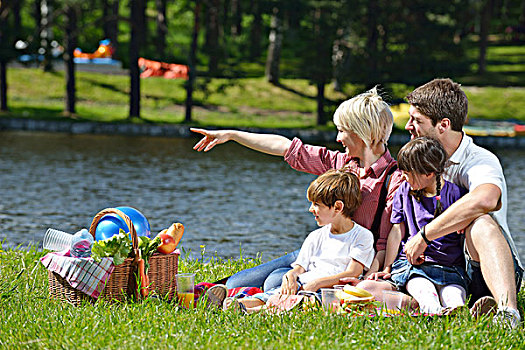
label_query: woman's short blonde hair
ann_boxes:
[333,87,393,147]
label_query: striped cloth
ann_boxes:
[40,251,114,299]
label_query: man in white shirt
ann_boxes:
[402,78,523,328]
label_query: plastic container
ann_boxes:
[43,228,74,252]
[321,288,341,312]
[70,229,94,258]
[382,290,405,313]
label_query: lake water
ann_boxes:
[1,131,524,263]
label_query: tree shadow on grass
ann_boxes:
[81,77,128,96]
[274,81,344,107]
[4,106,64,120]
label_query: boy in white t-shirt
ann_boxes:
[223,169,375,313]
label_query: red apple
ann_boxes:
[157,233,177,254]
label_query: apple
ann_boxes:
[157,233,177,254]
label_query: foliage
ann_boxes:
[1,243,525,349]
[10,0,525,85]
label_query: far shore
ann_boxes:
[2,116,525,149]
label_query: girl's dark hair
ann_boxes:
[397,137,448,216]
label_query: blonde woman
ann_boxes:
[191,88,403,291]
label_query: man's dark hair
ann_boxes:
[406,78,468,131]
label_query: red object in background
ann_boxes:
[138,57,189,80]
[74,39,115,60]
[515,124,525,136]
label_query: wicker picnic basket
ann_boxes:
[48,208,179,306]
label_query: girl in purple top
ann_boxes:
[379,137,468,314]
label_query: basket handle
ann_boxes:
[89,208,140,263]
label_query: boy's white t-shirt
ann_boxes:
[292,223,375,285]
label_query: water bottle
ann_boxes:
[70,229,94,258]
[43,228,74,252]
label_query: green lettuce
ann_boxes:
[137,235,162,271]
[91,229,132,265]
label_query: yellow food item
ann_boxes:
[342,285,373,298]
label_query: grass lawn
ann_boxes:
[1,243,525,349]
[5,43,525,130]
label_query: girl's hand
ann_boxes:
[191,128,230,152]
[281,273,298,295]
[367,271,391,281]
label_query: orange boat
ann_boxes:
[138,58,189,80]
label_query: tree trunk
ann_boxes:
[34,0,42,37]
[313,7,326,126]
[140,0,148,51]
[316,82,325,126]
[206,0,220,74]
[1,1,10,111]
[185,0,201,123]
[155,0,167,57]
[13,0,22,37]
[332,33,344,92]
[129,0,144,119]
[265,7,282,85]
[231,0,241,36]
[478,0,494,74]
[248,0,261,59]
[366,0,379,85]
[222,0,230,37]
[0,61,7,112]
[103,0,119,59]
[521,0,525,27]
[64,5,77,115]
[40,0,54,72]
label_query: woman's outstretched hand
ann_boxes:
[191,128,230,152]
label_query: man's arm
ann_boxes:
[191,128,292,156]
[404,183,501,264]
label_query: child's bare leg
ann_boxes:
[438,284,466,309]
[406,277,443,314]
[357,279,396,301]
[238,298,265,309]
[357,279,417,310]
[224,297,265,314]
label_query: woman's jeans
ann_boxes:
[225,250,300,291]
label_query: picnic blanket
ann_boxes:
[40,250,114,299]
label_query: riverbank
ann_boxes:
[1,246,524,349]
[3,116,525,149]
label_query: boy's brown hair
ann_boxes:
[405,78,468,132]
[307,169,362,218]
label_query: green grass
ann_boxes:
[5,54,525,129]
[1,243,525,349]
[4,40,525,128]
[459,42,525,86]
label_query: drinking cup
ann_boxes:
[42,228,74,252]
[382,290,405,313]
[176,273,195,308]
[321,288,341,312]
